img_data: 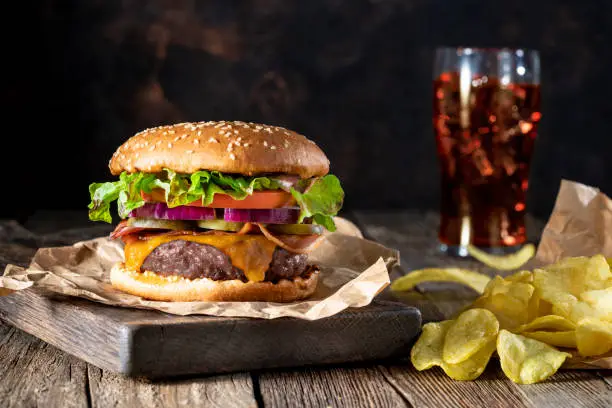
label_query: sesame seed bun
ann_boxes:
[109,121,330,178]
[110,262,320,302]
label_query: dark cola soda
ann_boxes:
[433,71,541,249]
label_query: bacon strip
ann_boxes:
[255,224,324,254]
[236,222,255,235]
[109,220,148,240]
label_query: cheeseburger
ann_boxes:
[88,121,344,302]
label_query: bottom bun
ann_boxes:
[110,263,319,302]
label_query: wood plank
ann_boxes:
[597,371,612,388]
[0,290,421,378]
[379,364,531,408]
[0,320,90,408]
[381,363,612,408]
[514,370,612,408]
[87,366,255,408]
[258,365,410,407]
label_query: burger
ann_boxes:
[88,121,344,302]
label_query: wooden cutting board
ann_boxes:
[0,289,421,378]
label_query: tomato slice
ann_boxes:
[141,189,295,209]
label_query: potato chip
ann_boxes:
[411,320,453,371]
[576,318,612,356]
[497,330,571,384]
[527,291,542,322]
[580,288,612,321]
[467,243,535,271]
[534,255,611,302]
[520,330,577,348]
[410,319,495,381]
[391,268,491,294]
[551,294,610,325]
[536,298,554,317]
[441,339,496,381]
[516,315,576,332]
[471,277,534,330]
[504,270,533,283]
[443,308,499,364]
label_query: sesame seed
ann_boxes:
[149,145,155,151]
[284,131,290,135]
[244,143,250,147]
[180,134,188,139]
[168,130,175,134]
[284,140,290,147]
[271,145,277,150]
[265,128,273,133]
[193,139,199,145]
[209,137,218,143]
[173,136,180,142]
[230,153,236,160]
[214,123,223,128]
[197,131,202,136]
[237,137,242,141]
[218,130,224,135]
[263,141,268,146]
[253,129,260,132]
[186,150,194,154]
[233,130,238,134]
[255,125,262,130]
[168,143,173,148]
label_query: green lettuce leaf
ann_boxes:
[88,170,344,231]
[290,175,345,232]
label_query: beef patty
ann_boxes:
[141,240,309,281]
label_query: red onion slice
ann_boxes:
[223,208,300,224]
[129,203,216,220]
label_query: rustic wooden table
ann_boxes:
[0,210,610,408]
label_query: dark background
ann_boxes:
[3,0,611,222]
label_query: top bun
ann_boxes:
[109,121,330,178]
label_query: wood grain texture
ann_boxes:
[0,291,125,372]
[87,366,255,408]
[258,365,410,407]
[513,370,612,408]
[380,364,530,408]
[0,289,421,378]
[0,321,90,408]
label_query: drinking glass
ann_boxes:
[433,47,541,256]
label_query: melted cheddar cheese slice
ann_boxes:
[124,234,277,282]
